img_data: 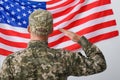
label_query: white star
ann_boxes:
[17,16,21,19]
[21,2,25,5]
[15,2,19,5]
[27,2,30,4]
[6,12,10,15]
[12,18,15,21]
[0,7,4,11]
[4,0,8,2]
[23,13,27,17]
[0,1,4,4]
[6,6,10,10]
[11,11,15,15]
[21,6,25,10]
[10,4,14,7]
[32,5,37,8]
[18,22,22,25]
[17,8,21,12]
[7,20,10,23]
[38,3,42,5]
[23,20,27,24]
[2,15,5,18]
[28,10,32,14]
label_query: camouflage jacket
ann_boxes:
[0,36,106,80]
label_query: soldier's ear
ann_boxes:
[27,26,30,33]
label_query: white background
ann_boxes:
[68,0,120,80]
[0,0,120,80]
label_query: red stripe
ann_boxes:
[47,0,74,10]
[1,31,118,56]
[49,20,116,47]
[63,31,118,51]
[0,28,30,38]
[54,9,113,27]
[50,9,114,37]
[89,31,118,43]
[47,0,60,4]
[0,37,27,48]
[47,0,85,9]
[77,20,116,35]
[0,48,12,56]
[48,0,110,19]
[52,1,80,18]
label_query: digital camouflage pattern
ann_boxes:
[29,9,53,35]
[0,36,107,80]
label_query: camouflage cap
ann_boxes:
[29,9,53,35]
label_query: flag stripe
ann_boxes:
[63,31,118,50]
[0,48,12,56]
[49,15,116,43]
[48,0,110,18]
[47,0,69,8]
[0,24,28,33]
[51,28,118,50]
[49,25,118,48]
[50,9,114,37]
[77,20,116,35]
[0,37,27,48]
[0,28,30,38]
[0,43,24,55]
[0,32,29,43]
[53,4,112,28]
[47,0,95,10]
[47,0,81,15]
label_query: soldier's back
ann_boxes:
[9,41,69,80]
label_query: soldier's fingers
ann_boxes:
[59,29,67,33]
[59,29,73,35]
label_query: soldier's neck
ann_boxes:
[30,33,48,42]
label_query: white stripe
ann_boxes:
[0,23,28,33]
[0,33,30,43]
[0,43,24,52]
[85,25,118,39]
[49,15,115,43]
[47,0,98,11]
[47,0,68,8]
[69,15,115,33]
[47,0,80,14]
[53,4,111,25]
[51,26,117,49]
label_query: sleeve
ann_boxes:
[0,55,14,80]
[65,36,107,76]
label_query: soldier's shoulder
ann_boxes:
[48,48,63,53]
[6,49,28,60]
[48,48,73,55]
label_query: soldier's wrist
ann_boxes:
[77,36,92,48]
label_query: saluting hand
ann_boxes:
[59,29,81,42]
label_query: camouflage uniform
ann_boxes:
[0,36,106,80]
[0,9,106,80]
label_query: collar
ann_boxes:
[27,40,48,48]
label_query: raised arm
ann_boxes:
[59,29,107,76]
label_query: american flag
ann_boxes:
[0,0,119,56]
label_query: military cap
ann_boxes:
[29,9,53,35]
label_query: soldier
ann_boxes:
[0,9,107,80]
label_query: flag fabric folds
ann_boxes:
[0,0,119,56]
